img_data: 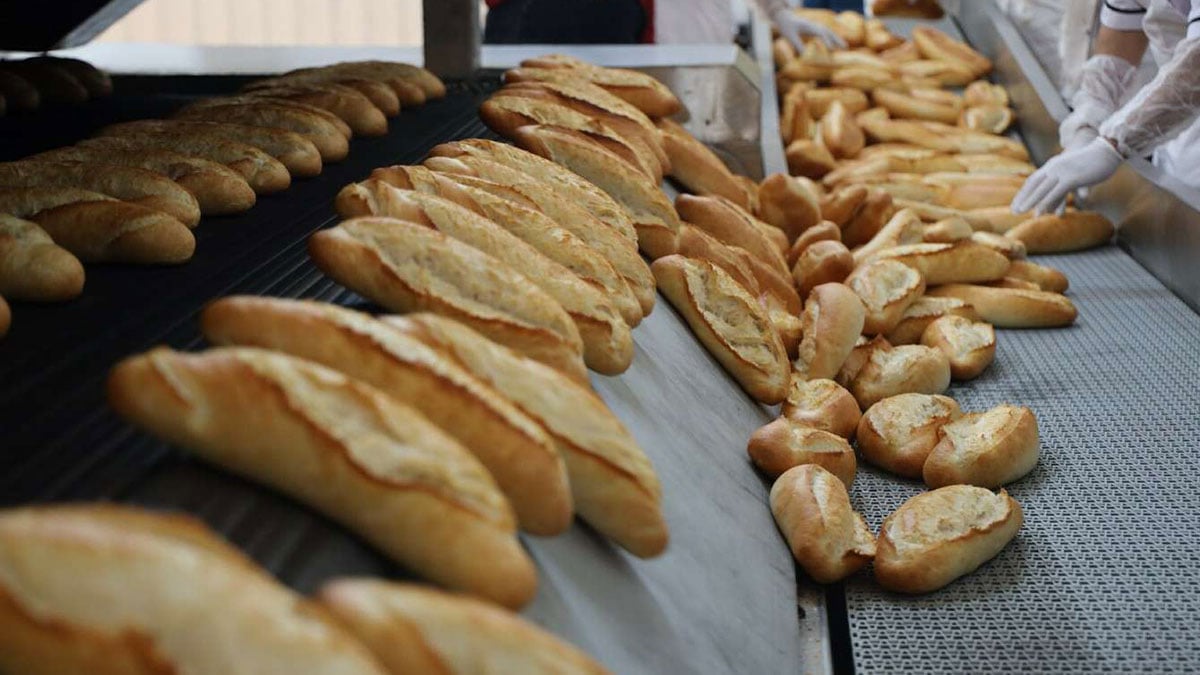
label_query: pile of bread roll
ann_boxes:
[0,55,112,113]
[0,61,443,339]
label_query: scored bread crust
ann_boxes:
[921,314,996,381]
[875,485,1023,594]
[1005,211,1114,253]
[200,296,573,536]
[788,221,842,267]
[886,295,980,345]
[0,213,84,301]
[503,66,682,117]
[177,96,353,140]
[926,284,1077,328]
[1005,260,1069,293]
[874,241,1011,286]
[781,377,862,440]
[76,135,291,195]
[856,393,961,479]
[675,194,790,275]
[389,313,668,559]
[748,418,857,487]
[971,231,1027,260]
[797,282,867,381]
[912,26,993,76]
[769,465,875,584]
[872,87,961,125]
[244,75,402,115]
[172,101,349,161]
[850,344,951,409]
[794,240,854,299]
[757,173,822,243]
[240,83,390,135]
[658,118,752,209]
[923,404,1040,488]
[652,255,790,405]
[846,259,926,336]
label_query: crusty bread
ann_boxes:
[806,88,870,118]
[309,217,586,381]
[0,504,388,675]
[830,66,900,92]
[748,418,857,488]
[178,95,353,140]
[875,485,1022,594]
[797,283,867,381]
[924,405,1039,488]
[675,194,789,274]
[912,26,992,76]
[840,189,895,248]
[971,231,1027,259]
[856,393,960,478]
[781,377,861,439]
[1006,259,1069,293]
[822,101,866,158]
[793,239,854,298]
[319,579,609,674]
[874,241,1011,285]
[76,135,291,195]
[835,335,890,389]
[246,75,402,115]
[275,61,445,100]
[865,18,905,50]
[786,139,838,179]
[873,87,960,125]
[200,297,573,536]
[503,65,682,117]
[769,465,875,583]
[653,255,790,405]
[849,343,951,409]
[757,173,822,243]
[960,105,1014,134]
[852,208,924,266]
[861,118,1026,158]
[1006,211,1114,253]
[107,347,536,607]
[846,259,926,335]
[0,213,84,301]
[173,101,349,162]
[820,184,869,226]
[658,118,752,208]
[964,81,1010,107]
[886,295,980,345]
[922,216,973,243]
[389,313,667,559]
[787,221,842,267]
[242,83,389,136]
[921,314,996,380]
[926,284,1077,328]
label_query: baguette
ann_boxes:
[875,486,1023,594]
[830,66,901,92]
[886,295,980,345]
[857,393,961,479]
[835,335,890,389]
[0,294,8,337]
[501,79,664,158]
[781,377,861,439]
[874,241,1011,285]
[805,88,869,118]
[921,314,995,381]
[756,173,822,242]
[318,579,610,675]
[769,465,875,583]
[924,405,1039,488]
[796,282,866,380]
[503,66,682,117]
[334,181,627,375]
[0,160,201,227]
[747,418,857,487]
[241,84,388,136]
[0,187,194,264]
[851,207,924,266]
[0,214,84,301]
[865,18,905,50]
[309,217,586,380]
[849,343,951,409]
[179,95,352,139]
[793,239,853,298]
[881,41,922,63]
[389,313,668,558]
[260,70,425,107]
[960,105,1014,134]
[912,26,992,76]
[926,284,1077,328]
[964,81,1010,107]
[658,118,753,208]
[279,61,445,100]
[922,216,973,243]
[1005,211,1114,253]
[32,146,256,216]
[0,70,39,110]
[861,118,1027,159]
[511,124,681,258]
[652,255,790,404]
[675,194,789,274]
[677,225,770,307]
[0,505,388,675]
[1006,259,1069,293]
[872,87,961,125]
[787,221,842,267]
[0,60,87,104]
[98,119,323,178]
[786,138,838,179]
[781,86,817,144]
[846,259,926,335]
[247,76,402,115]
[76,135,290,194]
[173,102,349,161]
[821,100,865,159]
[820,184,869,226]
[200,297,573,535]
[841,188,895,248]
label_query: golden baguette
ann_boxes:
[658,118,753,208]
[964,80,1010,107]
[822,100,865,158]
[675,194,789,274]
[857,393,961,479]
[242,84,388,136]
[912,26,992,76]
[677,225,761,293]
[653,255,790,403]
[0,70,40,110]
[786,138,838,179]
[335,180,629,375]
[318,579,611,675]
[922,216,973,243]
[0,213,84,301]
[924,405,1039,488]
[309,217,586,380]
[769,464,875,583]
[76,135,290,194]
[873,241,1011,285]
[926,284,1077,328]
[793,239,854,298]
[200,296,573,536]
[781,377,861,439]
[971,230,1026,259]
[756,173,822,243]
[98,119,323,178]
[861,118,1028,159]
[820,184,869,226]
[297,60,446,99]
[893,199,1030,233]
[1006,259,1069,293]
[920,314,996,381]
[872,87,960,125]
[1005,211,1114,253]
[805,87,870,118]
[503,66,682,117]
[0,187,194,265]
[32,145,256,216]
[0,160,201,227]
[173,101,349,161]
[852,207,925,266]
[107,347,536,608]
[748,418,857,487]
[797,282,866,381]
[246,75,402,115]
[841,189,896,248]
[788,221,842,267]
[389,313,668,558]
[0,505,388,675]
[866,18,905,50]
[886,295,981,345]
[830,66,902,92]
[178,95,353,140]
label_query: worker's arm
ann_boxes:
[1093,24,1149,66]
[755,0,846,49]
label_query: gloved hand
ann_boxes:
[1059,55,1137,152]
[773,9,846,51]
[1011,137,1124,215]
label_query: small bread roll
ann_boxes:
[971,231,1026,259]
[922,216,972,243]
[1006,259,1069,293]
[927,284,1077,328]
[0,213,85,302]
[835,335,890,388]
[921,314,996,380]
[770,465,875,583]
[1006,211,1114,253]
[912,26,993,76]
[850,344,951,409]
[874,241,1010,286]
[875,485,1023,593]
[857,393,961,478]
[820,185,868,226]
[757,173,822,242]
[787,221,841,267]
[963,80,1009,107]
[840,189,895,248]
[822,101,865,159]
[675,194,789,274]
[781,377,862,439]
[852,208,924,266]
[959,105,1014,134]
[747,418,857,488]
[793,239,854,298]
[846,259,926,335]
[797,283,867,381]
[887,295,980,345]
[786,139,838,179]
[924,405,1040,488]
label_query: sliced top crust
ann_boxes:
[883,485,1014,555]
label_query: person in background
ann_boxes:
[1013,0,1200,215]
[995,0,1098,98]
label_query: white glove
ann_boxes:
[1011,137,1124,215]
[773,9,846,51]
[1059,55,1136,152]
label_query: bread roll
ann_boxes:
[821,155,892,188]
[242,84,389,136]
[769,465,875,583]
[786,138,838,179]
[960,105,1014,134]
[875,486,1023,593]
[926,284,1077,328]
[179,95,353,140]
[653,255,790,404]
[850,343,951,409]
[200,297,573,536]
[846,259,925,335]
[76,135,291,195]
[389,313,667,558]
[886,295,980,345]
[964,81,1010,107]
[501,78,663,154]
[970,231,1026,259]
[896,60,975,87]
[922,216,973,243]
[852,208,925,266]
[781,377,861,439]
[781,85,818,144]
[865,18,905,50]
[841,189,895,248]
[1006,259,1069,293]
[107,347,535,607]
[173,101,349,161]
[874,241,1010,285]
[805,88,869,118]
[658,118,752,208]
[857,393,961,478]
[247,76,402,115]
[280,61,445,100]
[0,294,8,338]
[0,70,39,111]
[819,184,867,226]
[787,220,842,266]
[309,217,586,381]
[830,66,901,92]
[1006,211,1114,253]
[834,335,889,388]
[913,26,992,75]
[797,283,866,381]
[0,505,388,675]
[861,118,1027,159]
[924,405,1039,488]
[756,173,821,242]
[318,579,610,675]
[0,187,195,265]
[675,194,789,274]
[793,239,853,298]
[821,101,865,159]
[503,65,681,117]
[873,88,960,124]
[0,213,84,301]
[748,418,856,487]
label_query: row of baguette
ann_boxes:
[0,55,113,113]
[0,60,447,338]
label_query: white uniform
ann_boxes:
[654,0,791,43]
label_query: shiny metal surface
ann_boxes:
[423,0,480,79]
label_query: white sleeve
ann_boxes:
[1099,35,1200,156]
[1189,0,1200,39]
[1100,0,1149,32]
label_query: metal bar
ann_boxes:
[423,0,479,78]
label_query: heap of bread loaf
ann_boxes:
[0,61,443,339]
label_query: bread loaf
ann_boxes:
[107,347,536,607]
[246,76,402,115]
[242,84,389,136]
[846,259,926,335]
[1006,211,1114,253]
[861,118,1027,159]
[389,313,668,558]
[797,283,866,380]
[653,255,790,404]
[964,81,1010,107]
[786,138,838,179]
[756,173,822,242]
[924,405,1039,488]
[960,105,1014,134]
[971,231,1026,259]
[501,79,663,156]
[913,26,992,76]
[830,66,900,92]
[793,239,854,298]
[200,297,573,536]
[834,335,889,389]
[852,208,924,265]
[769,465,875,583]
[0,213,84,301]
[1006,259,1069,293]
[503,65,682,117]
[76,135,291,195]
[675,194,789,274]
[841,189,895,248]
[873,87,960,124]
[865,18,905,50]
[173,101,349,161]
[920,314,996,381]
[319,579,610,674]
[886,295,980,345]
[309,217,586,381]
[805,88,869,118]
[922,216,973,243]
[874,241,1011,285]
[781,377,861,439]
[748,418,857,487]
[857,393,961,479]
[926,284,1077,328]
[274,61,445,101]
[0,504,388,675]
[659,118,753,208]
[822,101,865,158]
[179,95,353,140]
[875,486,1023,593]
[850,343,951,409]
[676,223,800,326]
